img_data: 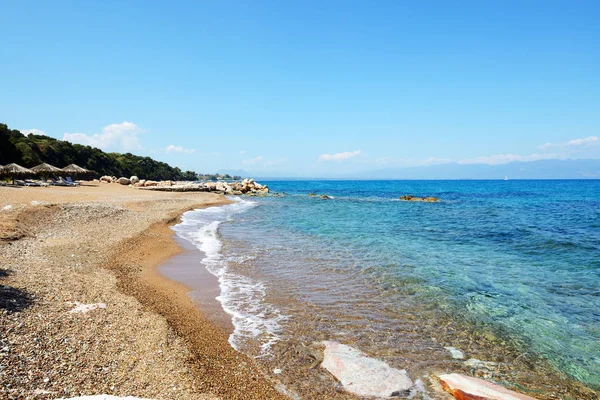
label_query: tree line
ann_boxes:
[0,123,198,181]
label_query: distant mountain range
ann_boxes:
[352,159,600,180]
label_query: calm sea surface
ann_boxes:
[174,180,600,396]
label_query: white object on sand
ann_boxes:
[69,302,107,313]
[439,373,538,400]
[444,346,465,359]
[320,341,414,398]
[1,205,12,211]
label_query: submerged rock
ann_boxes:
[438,373,537,400]
[320,341,414,398]
[399,195,440,202]
[444,346,465,359]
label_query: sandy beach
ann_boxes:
[0,183,286,400]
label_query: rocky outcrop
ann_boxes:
[320,341,414,398]
[308,193,333,199]
[136,179,269,195]
[400,195,440,202]
[438,373,537,400]
[116,177,131,185]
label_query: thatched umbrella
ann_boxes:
[62,164,89,174]
[62,164,92,180]
[0,163,34,185]
[31,162,64,178]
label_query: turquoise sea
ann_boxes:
[174,180,600,396]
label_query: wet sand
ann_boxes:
[158,236,234,333]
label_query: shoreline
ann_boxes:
[103,200,288,399]
[158,234,234,333]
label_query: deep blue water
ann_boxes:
[217,180,600,388]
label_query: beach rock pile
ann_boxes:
[129,178,270,195]
[399,195,440,202]
[99,175,116,183]
[228,179,269,195]
[97,176,268,196]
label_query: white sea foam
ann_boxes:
[172,197,286,356]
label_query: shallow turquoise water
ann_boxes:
[212,180,600,388]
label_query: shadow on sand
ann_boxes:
[0,269,33,312]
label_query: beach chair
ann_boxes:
[24,180,41,186]
[65,176,80,186]
[59,177,75,186]
[50,177,67,186]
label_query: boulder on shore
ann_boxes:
[438,373,537,400]
[130,176,140,184]
[320,341,414,398]
[116,177,131,185]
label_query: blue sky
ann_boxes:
[2,1,599,176]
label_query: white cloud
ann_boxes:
[458,153,561,165]
[239,150,248,155]
[567,136,598,146]
[318,150,361,162]
[63,121,143,151]
[212,152,221,156]
[165,144,196,154]
[21,128,46,136]
[540,136,598,150]
[242,156,263,165]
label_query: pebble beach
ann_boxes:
[0,183,286,400]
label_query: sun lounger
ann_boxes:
[66,176,80,185]
[24,180,41,186]
[50,177,67,186]
[61,177,78,186]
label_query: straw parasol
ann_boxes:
[31,162,64,177]
[62,164,92,180]
[62,164,89,175]
[0,163,34,185]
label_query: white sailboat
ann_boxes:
[504,176,508,181]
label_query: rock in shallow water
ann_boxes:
[444,346,465,359]
[439,373,538,400]
[320,341,414,398]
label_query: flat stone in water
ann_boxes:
[320,341,414,398]
[439,373,538,400]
